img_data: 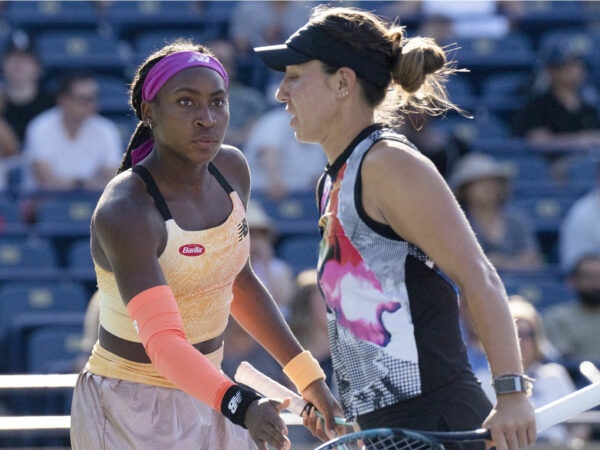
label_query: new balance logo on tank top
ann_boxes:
[317,124,470,420]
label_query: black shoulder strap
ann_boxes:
[208,162,233,194]
[132,165,172,220]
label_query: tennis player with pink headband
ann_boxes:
[70,40,342,450]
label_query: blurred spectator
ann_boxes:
[247,200,294,317]
[229,1,311,53]
[21,71,122,192]
[512,40,600,178]
[543,253,600,363]
[228,1,313,90]
[244,106,327,200]
[207,39,268,150]
[509,296,587,446]
[559,163,600,273]
[287,269,335,393]
[450,153,543,271]
[396,113,470,178]
[1,32,54,145]
[380,1,525,39]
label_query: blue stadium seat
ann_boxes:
[0,198,28,236]
[455,32,535,71]
[132,29,218,67]
[0,280,88,373]
[35,30,130,76]
[33,196,97,239]
[253,191,320,237]
[503,278,575,312]
[66,238,95,282]
[27,326,83,374]
[276,233,321,276]
[105,1,220,42]
[96,74,131,115]
[5,1,100,32]
[0,237,60,282]
[497,155,552,185]
[480,71,530,116]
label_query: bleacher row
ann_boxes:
[0,1,599,446]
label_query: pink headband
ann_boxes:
[142,51,229,101]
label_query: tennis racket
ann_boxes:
[235,361,600,450]
[234,361,352,426]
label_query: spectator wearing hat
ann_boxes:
[512,39,600,178]
[246,200,295,317]
[450,153,543,271]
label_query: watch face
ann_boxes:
[493,375,532,396]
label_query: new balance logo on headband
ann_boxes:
[188,53,211,63]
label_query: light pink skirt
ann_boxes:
[70,370,258,450]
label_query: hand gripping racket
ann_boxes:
[235,361,600,450]
[234,361,352,426]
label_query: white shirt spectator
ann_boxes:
[22,106,122,191]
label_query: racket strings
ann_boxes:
[329,433,444,450]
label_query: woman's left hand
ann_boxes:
[483,393,536,450]
[300,379,347,441]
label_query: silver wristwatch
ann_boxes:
[492,374,534,396]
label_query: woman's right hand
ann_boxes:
[301,379,346,441]
[245,397,291,450]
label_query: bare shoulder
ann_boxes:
[363,138,442,186]
[92,170,164,242]
[212,144,251,203]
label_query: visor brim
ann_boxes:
[254,44,313,72]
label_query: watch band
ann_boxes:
[492,373,534,396]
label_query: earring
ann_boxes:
[145,119,153,130]
[338,90,349,98]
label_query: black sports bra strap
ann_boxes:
[132,165,172,220]
[208,162,233,194]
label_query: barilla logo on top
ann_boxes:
[179,243,205,256]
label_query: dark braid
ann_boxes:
[117,39,215,173]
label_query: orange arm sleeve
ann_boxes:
[126,285,234,411]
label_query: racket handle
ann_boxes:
[234,361,352,427]
[235,361,308,416]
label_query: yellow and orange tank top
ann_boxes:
[87,163,249,387]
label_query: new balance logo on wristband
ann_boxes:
[228,390,243,414]
[221,384,260,428]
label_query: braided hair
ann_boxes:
[117,39,216,173]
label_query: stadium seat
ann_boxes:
[35,30,130,76]
[66,238,95,283]
[4,1,100,32]
[105,1,220,42]
[497,155,552,185]
[480,71,531,117]
[503,278,575,312]
[0,280,88,373]
[0,237,60,282]
[33,196,97,239]
[253,191,320,237]
[26,326,83,374]
[276,233,321,276]
[454,32,535,72]
[96,74,131,115]
[131,29,218,67]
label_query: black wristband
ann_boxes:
[220,384,261,428]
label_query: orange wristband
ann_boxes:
[283,350,326,393]
[126,285,234,410]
